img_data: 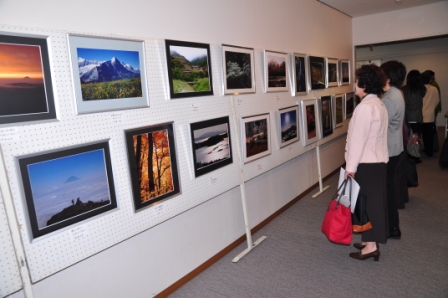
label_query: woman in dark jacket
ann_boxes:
[401,70,426,134]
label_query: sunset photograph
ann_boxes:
[0,34,55,124]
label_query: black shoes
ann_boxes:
[349,249,380,262]
[353,243,366,250]
[389,227,401,239]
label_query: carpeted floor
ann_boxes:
[170,131,448,298]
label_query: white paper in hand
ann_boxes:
[337,167,360,213]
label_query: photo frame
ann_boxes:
[277,106,300,148]
[345,92,355,119]
[326,58,339,88]
[0,34,56,125]
[125,122,180,211]
[300,99,320,146]
[221,45,255,94]
[333,94,344,128]
[165,39,214,99]
[190,116,233,177]
[264,50,289,93]
[18,141,117,239]
[241,114,271,163]
[67,35,149,114]
[319,96,333,138]
[291,53,309,96]
[308,56,326,90]
[339,59,350,86]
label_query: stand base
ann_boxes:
[312,185,330,198]
[232,236,267,263]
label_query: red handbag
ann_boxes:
[321,179,352,245]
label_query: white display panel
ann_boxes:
[0,24,352,284]
[0,189,23,297]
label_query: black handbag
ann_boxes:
[352,193,372,233]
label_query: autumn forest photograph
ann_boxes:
[127,124,179,210]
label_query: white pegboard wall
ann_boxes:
[0,188,23,297]
[0,24,352,283]
[0,25,241,282]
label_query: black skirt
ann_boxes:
[355,163,388,243]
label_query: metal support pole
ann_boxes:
[312,144,330,198]
[230,96,267,263]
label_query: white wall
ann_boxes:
[356,37,448,126]
[352,1,448,46]
[0,0,350,297]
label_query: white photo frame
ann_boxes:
[300,99,320,146]
[264,50,289,93]
[326,58,339,88]
[290,53,309,96]
[333,94,344,128]
[241,114,271,163]
[319,96,333,138]
[67,34,149,114]
[277,105,300,148]
[221,45,255,94]
[339,59,351,86]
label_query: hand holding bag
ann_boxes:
[321,179,352,245]
[407,132,420,158]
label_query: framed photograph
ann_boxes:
[300,99,320,146]
[291,53,309,96]
[18,141,117,239]
[165,39,213,99]
[345,92,355,119]
[67,35,148,114]
[125,122,180,211]
[277,106,300,148]
[333,94,344,127]
[264,50,289,93]
[241,114,271,163]
[326,58,339,88]
[190,116,233,177]
[339,59,351,86]
[319,96,333,137]
[308,56,326,90]
[221,45,255,94]
[0,34,56,125]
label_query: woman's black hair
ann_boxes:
[404,70,426,98]
[380,60,406,88]
[355,64,386,96]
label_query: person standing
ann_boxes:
[423,70,441,151]
[421,71,440,157]
[401,70,425,135]
[345,64,389,261]
[380,61,407,238]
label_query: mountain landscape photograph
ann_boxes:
[267,54,286,88]
[245,118,269,158]
[295,56,306,92]
[0,42,49,116]
[26,149,112,230]
[192,123,231,172]
[169,45,211,94]
[76,48,142,100]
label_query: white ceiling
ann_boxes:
[317,0,446,17]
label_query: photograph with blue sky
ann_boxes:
[27,149,111,230]
[77,48,140,69]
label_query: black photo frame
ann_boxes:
[125,122,180,211]
[0,34,56,125]
[320,96,333,137]
[165,39,214,99]
[308,56,326,90]
[190,116,233,177]
[18,141,117,239]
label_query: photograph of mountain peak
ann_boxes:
[68,35,148,114]
[76,48,142,100]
